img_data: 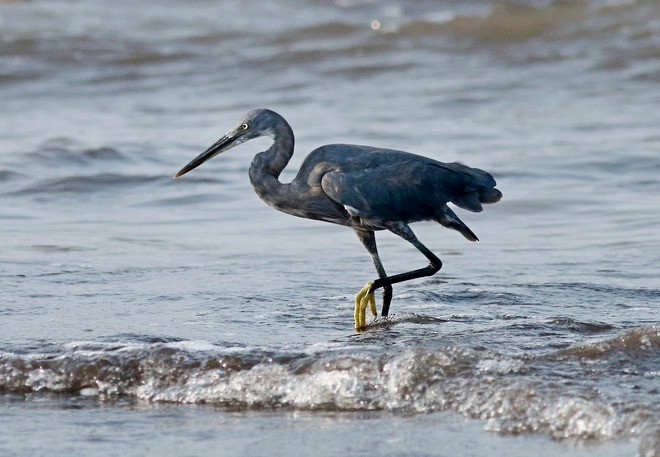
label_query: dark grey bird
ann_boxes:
[175,109,501,330]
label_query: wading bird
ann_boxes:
[175,109,501,330]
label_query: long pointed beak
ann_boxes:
[174,135,236,178]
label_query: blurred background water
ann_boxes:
[1,0,659,456]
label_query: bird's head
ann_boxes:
[174,109,276,178]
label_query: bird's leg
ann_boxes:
[380,279,393,317]
[368,222,442,296]
[353,230,393,329]
[370,252,393,317]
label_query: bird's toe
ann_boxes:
[354,281,376,330]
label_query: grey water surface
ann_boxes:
[1,0,659,456]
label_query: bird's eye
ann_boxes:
[241,123,249,130]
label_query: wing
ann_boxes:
[319,152,501,229]
[321,160,442,224]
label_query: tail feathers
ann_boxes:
[435,207,479,242]
[453,187,501,212]
[452,191,483,212]
[443,163,502,212]
[478,187,502,204]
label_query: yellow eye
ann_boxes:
[241,123,249,130]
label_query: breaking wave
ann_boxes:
[2,325,657,449]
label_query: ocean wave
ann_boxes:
[1,138,183,199]
[401,3,588,42]
[1,326,657,449]
[1,0,656,93]
[7,173,167,197]
[22,138,129,165]
[554,324,659,359]
[395,0,658,42]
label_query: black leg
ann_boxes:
[354,229,393,317]
[381,281,393,317]
[370,222,442,293]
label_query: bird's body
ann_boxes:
[175,109,501,330]
[256,143,497,235]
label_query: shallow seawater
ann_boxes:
[1,0,659,456]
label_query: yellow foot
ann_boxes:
[354,281,377,330]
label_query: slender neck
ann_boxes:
[248,117,295,207]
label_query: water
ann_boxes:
[1,0,659,455]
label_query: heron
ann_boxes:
[174,109,501,330]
